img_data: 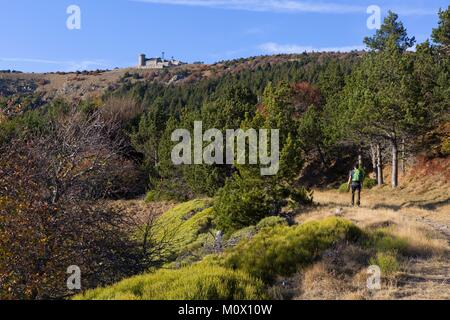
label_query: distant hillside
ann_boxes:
[0,52,362,117]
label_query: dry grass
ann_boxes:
[293,183,450,300]
[305,189,450,256]
[108,198,176,224]
[299,263,352,300]
[296,259,398,300]
[390,222,448,258]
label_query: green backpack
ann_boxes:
[352,169,363,182]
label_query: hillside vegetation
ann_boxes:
[0,8,449,300]
[75,263,267,300]
[75,217,362,300]
[77,175,449,300]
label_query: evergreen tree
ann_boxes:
[340,39,427,187]
[432,5,450,53]
[131,97,168,172]
[364,11,416,52]
[297,105,328,168]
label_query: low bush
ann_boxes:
[144,190,156,203]
[441,136,450,156]
[256,216,289,230]
[365,229,408,254]
[363,178,377,189]
[287,187,314,208]
[226,226,257,248]
[364,224,447,258]
[224,217,362,282]
[338,178,376,192]
[369,251,399,276]
[150,199,215,261]
[75,262,267,300]
[338,183,349,193]
[214,176,285,233]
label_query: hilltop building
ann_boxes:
[138,53,185,69]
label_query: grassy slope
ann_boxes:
[75,263,266,300]
[295,187,449,300]
[152,199,215,263]
[77,158,449,300]
[76,216,364,300]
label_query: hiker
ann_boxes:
[347,162,364,207]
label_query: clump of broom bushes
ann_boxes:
[75,262,267,300]
[77,217,363,300]
[224,217,362,282]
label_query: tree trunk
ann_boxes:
[401,138,406,175]
[317,145,327,169]
[391,140,398,188]
[376,144,384,186]
[370,143,378,181]
[358,149,363,168]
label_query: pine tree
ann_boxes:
[364,11,416,52]
[432,5,450,53]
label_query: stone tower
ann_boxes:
[139,54,146,67]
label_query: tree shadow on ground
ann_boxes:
[410,198,450,211]
[371,197,450,212]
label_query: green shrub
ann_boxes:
[363,178,377,189]
[366,229,408,254]
[214,176,285,233]
[338,178,376,191]
[145,181,191,202]
[152,199,214,259]
[0,109,48,144]
[134,199,216,266]
[144,190,156,203]
[287,187,314,208]
[441,136,450,156]
[224,217,362,282]
[74,262,267,300]
[361,228,408,276]
[369,252,399,276]
[338,183,349,193]
[256,216,288,230]
[226,226,257,247]
[224,216,287,248]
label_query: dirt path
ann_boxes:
[312,188,450,241]
[295,188,450,300]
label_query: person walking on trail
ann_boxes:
[347,163,364,207]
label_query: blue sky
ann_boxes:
[0,0,447,72]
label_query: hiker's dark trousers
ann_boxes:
[351,183,361,206]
